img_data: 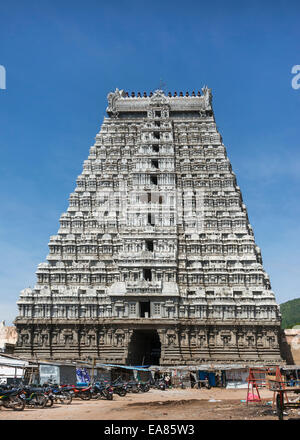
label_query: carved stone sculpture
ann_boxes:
[14,88,283,366]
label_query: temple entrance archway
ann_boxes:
[127,329,161,366]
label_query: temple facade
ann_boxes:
[14,87,283,365]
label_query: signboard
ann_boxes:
[39,364,60,385]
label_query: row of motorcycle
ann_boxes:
[0,377,167,411]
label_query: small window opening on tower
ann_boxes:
[140,301,150,317]
[153,132,160,139]
[148,213,155,225]
[152,144,159,153]
[151,159,159,169]
[143,268,152,281]
[146,240,154,251]
[147,192,151,203]
[155,111,161,117]
[154,120,161,127]
[159,195,163,204]
[150,175,158,185]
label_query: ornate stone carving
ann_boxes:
[150,90,168,106]
[201,85,212,109]
[107,88,126,114]
[14,87,282,365]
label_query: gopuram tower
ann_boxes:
[14,88,283,365]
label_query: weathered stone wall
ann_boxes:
[0,321,18,351]
[14,319,282,365]
[280,329,300,365]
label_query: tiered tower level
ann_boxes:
[15,88,283,365]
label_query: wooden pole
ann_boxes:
[91,357,96,383]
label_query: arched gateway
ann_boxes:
[127,329,161,366]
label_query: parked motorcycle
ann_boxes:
[111,378,127,397]
[151,379,166,391]
[91,382,114,400]
[138,381,150,392]
[61,384,92,400]
[0,388,25,411]
[43,385,73,405]
[18,386,48,408]
[124,380,140,393]
[197,379,211,390]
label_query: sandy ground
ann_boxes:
[0,387,299,420]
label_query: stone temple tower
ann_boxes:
[14,88,283,365]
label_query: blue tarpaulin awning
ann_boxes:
[95,363,150,372]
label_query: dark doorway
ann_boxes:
[146,240,154,251]
[127,330,161,365]
[143,268,152,281]
[148,213,155,225]
[140,301,150,317]
[150,175,158,185]
[151,159,159,169]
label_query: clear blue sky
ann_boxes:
[0,0,300,324]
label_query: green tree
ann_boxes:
[280,298,300,329]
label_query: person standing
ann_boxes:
[165,374,170,388]
[190,373,196,388]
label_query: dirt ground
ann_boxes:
[1,387,300,420]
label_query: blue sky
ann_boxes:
[0,0,299,324]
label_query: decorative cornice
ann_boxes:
[106,87,213,115]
